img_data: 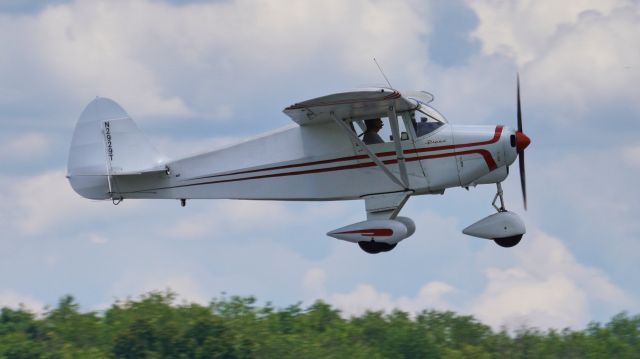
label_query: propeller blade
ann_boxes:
[517,73,523,133]
[519,146,527,210]
[517,73,527,210]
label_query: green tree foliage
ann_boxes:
[0,292,638,358]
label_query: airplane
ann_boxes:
[67,78,531,254]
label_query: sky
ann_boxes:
[1,0,639,331]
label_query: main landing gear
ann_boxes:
[358,241,397,254]
[327,215,414,255]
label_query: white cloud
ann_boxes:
[516,233,629,305]
[302,267,327,300]
[0,133,51,160]
[534,147,640,239]
[6,170,88,235]
[301,266,456,317]
[623,144,640,167]
[111,274,209,305]
[424,55,516,124]
[331,284,403,316]
[330,281,455,317]
[35,2,192,118]
[166,199,360,243]
[473,267,588,330]
[86,232,109,245]
[0,169,145,236]
[466,1,640,120]
[0,0,435,124]
[0,289,45,313]
[300,229,631,329]
[471,232,631,330]
[167,215,211,239]
[167,200,293,240]
[467,0,631,64]
[527,7,640,116]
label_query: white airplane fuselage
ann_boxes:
[109,122,518,201]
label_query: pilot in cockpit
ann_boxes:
[362,118,385,145]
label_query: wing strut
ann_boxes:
[387,105,410,188]
[330,112,408,190]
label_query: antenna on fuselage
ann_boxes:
[373,57,393,89]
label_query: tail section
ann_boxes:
[67,97,165,200]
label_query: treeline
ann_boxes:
[0,292,638,358]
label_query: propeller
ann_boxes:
[515,74,531,210]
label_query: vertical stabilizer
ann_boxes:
[67,97,164,199]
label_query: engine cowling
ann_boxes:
[471,166,509,186]
[327,217,415,245]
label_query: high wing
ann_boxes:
[283,88,431,125]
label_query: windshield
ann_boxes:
[413,105,447,137]
[418,105,447,123]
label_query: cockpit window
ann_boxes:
[412,105,446,137]
[351,115,411,145]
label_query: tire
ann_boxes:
[494,235,523,248]
[358,241,397,254]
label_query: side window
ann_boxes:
[353,116,410,145]
[412,106,444,138]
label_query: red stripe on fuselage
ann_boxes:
[189,153,370,180]
[410,125,503,154]
[407,149,497,171]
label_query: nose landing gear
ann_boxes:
[492,182,507,212]
[462,182,526,248]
